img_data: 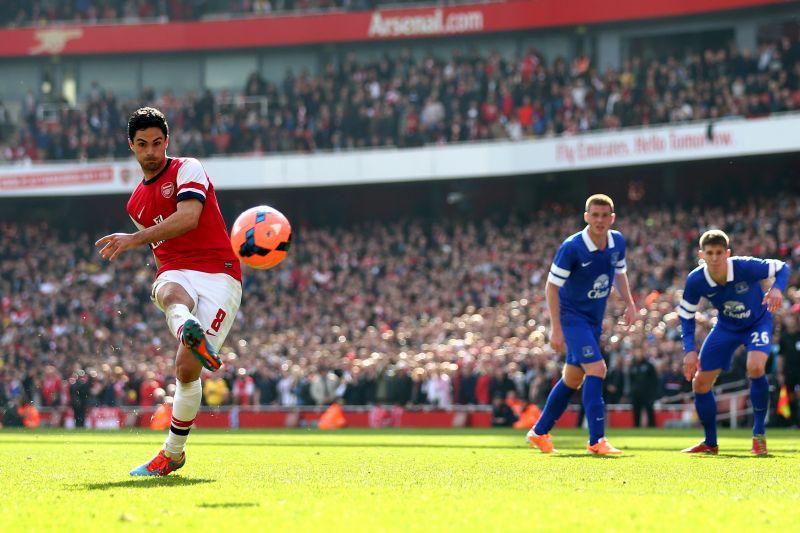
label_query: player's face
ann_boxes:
[129,127,168,173]
[583,203,615,236]
[699,244,730,274]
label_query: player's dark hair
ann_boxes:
[699,229,729,249]
[127,107,168,141]
[585,193,614,213]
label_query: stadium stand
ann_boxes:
[1,35,798,163]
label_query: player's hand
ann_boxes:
[549,327,566,354]
[95,233,137,261]
[682,351,698,382]
[763,287,783,313]
[621,305,639,328]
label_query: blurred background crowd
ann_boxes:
[3,195,800,426]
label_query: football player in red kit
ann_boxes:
[96,107,242,476]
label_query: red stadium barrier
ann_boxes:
[28,405,694,429]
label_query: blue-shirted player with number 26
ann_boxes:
[526,194,639,455]
[678,229,788,456]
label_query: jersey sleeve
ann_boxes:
[547,241,576,287]
[737,256,789,292]
[176,158,209,204]
[614,231,627,274]
[678,276,701,353]
[130,216,145,231]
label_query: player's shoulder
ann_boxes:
[731,255,761,264]
[173,156,204,171]
[685,264,706,284]
[560,230,584,248]
[173,156,210,184]
[609,229,626,245]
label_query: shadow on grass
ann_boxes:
[72,477,216,491]
[630,446,779,456]
[550,453,633,459]
[13,440,524,450]
[197,502,259,509]
[691,453,775,459]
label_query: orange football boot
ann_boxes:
[180,319,221,371]
[526,429,557,453]
[587,437,622,455]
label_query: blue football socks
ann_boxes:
[750,375,769,436]
[582,376,605,445]
[533,379,574,435]
[694,390,718,447]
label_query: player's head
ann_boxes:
[583,193,615,230]
[698,229,730,266]
[127,107,169,173]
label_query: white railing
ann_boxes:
[657,378,756,429]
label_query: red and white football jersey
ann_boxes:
[127,157,242,282]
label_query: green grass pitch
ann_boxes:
[1,428,799,531]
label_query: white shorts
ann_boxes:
[151,269,242,351]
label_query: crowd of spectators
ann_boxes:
[3,195,800,426]
[2,35,800,164]
[0,0,487,27]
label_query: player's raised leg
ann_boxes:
[747,350,769,455]
[156,277,221,371]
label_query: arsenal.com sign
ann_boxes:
[368,9,484,38]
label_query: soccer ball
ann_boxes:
[230,205,292,269]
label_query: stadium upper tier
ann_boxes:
[1,0,497,27]
[1,37,798,164]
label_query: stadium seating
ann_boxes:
[1,35,799,163]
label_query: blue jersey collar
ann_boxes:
[703,257,734,287]
[581,226,615,252]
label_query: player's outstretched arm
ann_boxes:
[614,272,639,326]
[95,200,202,261]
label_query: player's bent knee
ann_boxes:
[562,365,585,389]
[746,365,766,378]
[692,378,713,394]
[582,361,607,379]
[158,282,195,310]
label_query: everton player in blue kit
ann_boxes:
[678,230,788,455]
[527,194,639,455]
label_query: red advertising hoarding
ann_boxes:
[0,0,785,57]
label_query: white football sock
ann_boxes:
[165,303,197,342]
[164,378,202,456]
